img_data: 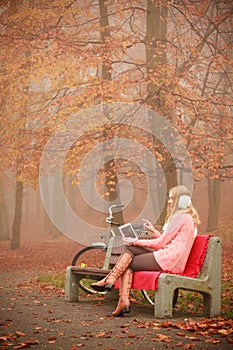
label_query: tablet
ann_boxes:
[119,223,138,240]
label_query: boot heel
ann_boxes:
[121,306,131,314]
[112,305,131,317]
[90,283,114,292]
[105,284,114,291]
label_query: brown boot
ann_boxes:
[91,252,132,292]
[112,268,133,317]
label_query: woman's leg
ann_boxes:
[112,268,133,317]
[91,246,161,292]
[125,246,162,271]
[90,250,132,292]
[111,246,162,316]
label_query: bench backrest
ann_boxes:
[181,235,221,279]
[182,235,209,277]
[198,236,222,279]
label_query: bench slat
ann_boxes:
[71,267,110,278]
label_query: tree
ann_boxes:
[167,0,233,229]
[145,0,178,224]
[99,0,124,224]
[0,180,10,241]
[1,0,232,243]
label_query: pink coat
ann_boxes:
[134,213,197,273]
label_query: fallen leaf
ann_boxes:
[151,334,172,342]
[204,338,221,344]
[48,336,57,341]
[128,334,136,338]
[16,331,26,337]
[183,344,195,349]
[174,341,183,347]
[218,329,232,336]
[96,331,108,338]
[13,343,28,349]
[185,336,201,341]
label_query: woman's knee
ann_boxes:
[124,247,135,257]
[125,246,150,255]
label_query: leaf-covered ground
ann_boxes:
[0,234,232,349]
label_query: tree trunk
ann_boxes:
[104,158,124,225]
[207,178,222,232]
[99,0,111,81]
[146,1,176,225]
[99,0,124,224]
[11,180,23,249]
[51,174,63,237]
[0,181,10,241]
[146,0,168,109]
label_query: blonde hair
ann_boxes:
[166,185,200,226]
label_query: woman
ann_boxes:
[91,185,200,317]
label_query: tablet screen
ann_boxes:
[120,224,137,239]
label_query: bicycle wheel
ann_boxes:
[141,288,179,307]
[72,244,107,295]
[141,290,154,305]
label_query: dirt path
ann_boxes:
[0,268,232,350]
[0,238,233,349]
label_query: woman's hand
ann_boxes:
[142,219,155,233]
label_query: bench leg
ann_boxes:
[210,292,221,317]
[65,266,79,302]
[154,284,174,318]
[202,290,221,317]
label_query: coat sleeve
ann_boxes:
[151,229,161,238]
[133,214,191,250]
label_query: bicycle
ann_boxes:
[71,204,155,305]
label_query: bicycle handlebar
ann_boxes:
[106,218,121,226]
[108,204,124,217]
[109,204,124,210]
[107,204,124,225]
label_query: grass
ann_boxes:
[221,274,233,318]
[37,273,102,297]
[175,290,207,315]
[37,272,65,289]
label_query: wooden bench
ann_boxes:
[65,236,222,318]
